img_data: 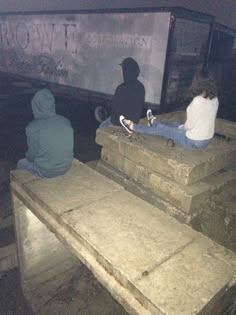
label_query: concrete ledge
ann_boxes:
[216,118,236,139]
[96,127,236,186]
[11,160,236,315]
[102,147,236,213]
[88,159,195,224]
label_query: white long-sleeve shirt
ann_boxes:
[180,95,219,141]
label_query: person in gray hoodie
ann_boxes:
[17,89,74,177]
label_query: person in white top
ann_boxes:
[119,72,219,149]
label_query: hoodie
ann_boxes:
[111,57,145,126]
[25,89,74,177]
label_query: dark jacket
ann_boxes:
[25,89,74,178]
[111,58,145,126]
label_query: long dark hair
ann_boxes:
[189,69,218,100]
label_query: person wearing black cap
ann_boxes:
[99,57,145,128]
[110,57,145,126]
[119,72,219,149]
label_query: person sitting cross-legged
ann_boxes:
[120,73,219,150]
[17,89,74,177]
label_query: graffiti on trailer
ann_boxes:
[0,22,77,53]
[0,22,151,54]
[0,21,152,54]
[4,51,69,79]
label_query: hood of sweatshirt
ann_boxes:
[120,57,140,84]
[31,89,56,120]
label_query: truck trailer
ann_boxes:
[0,7,216,121]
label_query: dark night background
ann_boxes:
[0,0,235,30]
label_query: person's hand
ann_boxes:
[178,124,185,130]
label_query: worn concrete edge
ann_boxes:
[11,182,161,315]
[216,119,236,139]
[189,147,236,184]
[96,128,190,185]
[101,148,209,213]
[11,167,124,225]
[198,283,236,315]
[102,147,236,213]
[90,159,199,224]
[96,128,236,186]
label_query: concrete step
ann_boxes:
[92,159,195,224]
[101,147,236,214]
[96,125,236,186]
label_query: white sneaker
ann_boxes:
[119,116,133,134]
[146,109,155,126]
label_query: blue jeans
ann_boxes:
[132,121,210,149]
[17,158,44,177]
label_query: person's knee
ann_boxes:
[17,158,27,169]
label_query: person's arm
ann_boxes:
[131,84,145,123]
[25,125,39,162]
[183,97,200,130]
[110,86,122,125]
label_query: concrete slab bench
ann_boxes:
[101,147,236,214]
[96,127,236,186]
[11,160,236,315]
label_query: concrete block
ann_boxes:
[61,189,197,281]
[135,237,236,315]
[10,168,37,185]
[12,159,123,217]
[11,161,236,315]
[102,148,236,213]
[61,190,236,315]
[93,159,195,224]
[96,127,236,185]
[216,118,236,139]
